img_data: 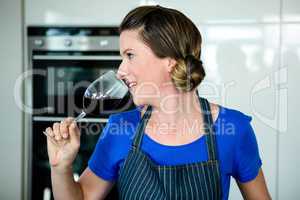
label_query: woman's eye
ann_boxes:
[126,53,134,60]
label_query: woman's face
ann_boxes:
[118,29,173,106]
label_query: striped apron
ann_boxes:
[117,96,222,200]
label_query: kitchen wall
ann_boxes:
[0,0,298,199]
[0,0,23,199]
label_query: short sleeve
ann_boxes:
[88,116,119,181]
[232,115,262,183]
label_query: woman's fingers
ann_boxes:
[47,117,79,145]
[46,127,54,137]
[45,127,60,166]
[60,120,69,139]
[60,117,75,139]
[44,127,58,146]
[69,122,80,146]
[53,122,62,141]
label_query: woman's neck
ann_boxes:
[144,89,202,124]
[141,89,205,139]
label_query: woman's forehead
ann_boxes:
[119,30,151,53]
[120,30,139,44]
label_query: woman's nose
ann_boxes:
[117,61,128,79]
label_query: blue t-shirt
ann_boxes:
[88,105,262,200]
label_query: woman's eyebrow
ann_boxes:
[120,48,134,56]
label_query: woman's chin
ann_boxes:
[132,96,140,106]
[131,95,145,107]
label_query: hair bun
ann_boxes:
[184,54,202,66]
[171,55,205,92]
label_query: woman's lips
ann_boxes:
[123,79,137,89]
[128,82,137,88]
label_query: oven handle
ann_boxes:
[33,55,122,61]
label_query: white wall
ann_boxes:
[278,0,300,199]
[22,0,300,199]
[25,0,139,26]
[0,0,23,199]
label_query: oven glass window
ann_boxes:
[32,59,123,117]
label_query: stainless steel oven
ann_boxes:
[29,27,133,118]
[25,27,133,200]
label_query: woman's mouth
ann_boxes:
[123,79,137,89]
[128,82,137,88]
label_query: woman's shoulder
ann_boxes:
[213,103,254,138]
[88,108,142,180]
[214,103,252,124]
[213,104,262,183]
[108,106,142,123]
[209,102,251,125]
[99,106,141,141]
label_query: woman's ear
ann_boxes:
[165,57,177,73]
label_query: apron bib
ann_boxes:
[117,96,222,200]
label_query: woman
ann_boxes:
[45,5,271,200]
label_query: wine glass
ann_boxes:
[43,70,129,145]
[82,70,130,116]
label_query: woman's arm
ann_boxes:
[51,166,114,200]
[46,118,115,200]
[237,168,271,200]
[78,167,115,200]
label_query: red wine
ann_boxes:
[83,93,134,116]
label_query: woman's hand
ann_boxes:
[45,117,81,172]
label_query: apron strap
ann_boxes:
[132,105,152,149]
[198,95,218,161]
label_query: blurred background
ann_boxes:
[0,0,299,199]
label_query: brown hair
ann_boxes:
[119,5,205,92]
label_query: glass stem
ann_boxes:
[74,110,86,122]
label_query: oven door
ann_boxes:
[32,54,134,117]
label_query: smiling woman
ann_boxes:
[117,6,206,107]
[46,5,271,200]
